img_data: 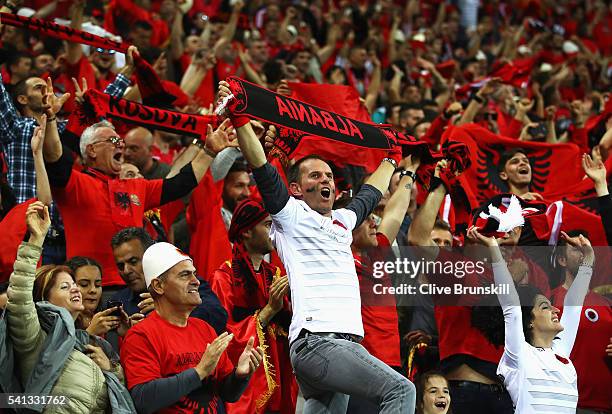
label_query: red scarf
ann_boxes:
[81,89,217,139]
[0,12,129,52]
[224,77,436,172]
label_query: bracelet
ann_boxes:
[428,176,447,193]
[46,116,56,123]
[382,157,398,169]
[203,146,217,158]
[399,169,417,182]
[470,94,486,105]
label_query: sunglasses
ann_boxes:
[92,136,125,148]
[95,48,116,55]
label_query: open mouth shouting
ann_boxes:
[320,187,332,200]
[433,401,448,411]
[517,165,530,176]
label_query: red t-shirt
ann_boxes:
[121,311,234,414]
[551,286,612,412]
[432,250,504,365]
[355,233,402,367]
[53,167,163,286]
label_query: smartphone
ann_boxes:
[106,300,123,317]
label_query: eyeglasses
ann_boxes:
[95,48,116,55]
[92,136,125,148]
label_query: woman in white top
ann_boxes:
[468,227,593,414]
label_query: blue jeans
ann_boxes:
[290,334,416,414]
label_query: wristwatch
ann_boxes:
[399,169,417,182]
[382,157,398,169]
[191,138,205,149]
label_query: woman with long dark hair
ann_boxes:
[65,256,131,337]
[469,226,593,413]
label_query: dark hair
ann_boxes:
[227,160,249,176]
[263,59,284,86]
[550,229,588,288]
[433,218,451,233]
[400,102,424,114]
[325,65,349,85]
[110,227,155,250]
[471,296,505,347]
[287,154,327,184]
[497,149,528,173]
[416,371,451,414]
[6,51,32,74]
[133,20,154,32]
[33,265,74,302]
[138,46,163,65]
[65,256,103,276]
[10,78,30,111]
[517,284,544,345]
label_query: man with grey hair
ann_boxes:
[121,241,263,413]
[42,114,238,291]
[123,127,171,179]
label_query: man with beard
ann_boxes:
[221,161,251,230]
[32,52,55,77]
[111,227,227,333]
[123,127,171,180]
[210,199,296,413]
[498,149,543,202]
[121,241,263,414]
[220,80,416,413]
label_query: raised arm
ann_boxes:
[457,78,500,126]
[218,80,267,169]
[66,0,85,65]
[468,227,523,368]
[407,161,448,247]
[42,78,70,163]
[31,119,51,205]
[556,233,593,356]
[377,155,420,242]
[6,202,51,383]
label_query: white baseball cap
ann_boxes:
[142,242,193,288]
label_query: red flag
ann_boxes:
[186,173,232,281]
[490,57,536,89]
[287,82,392,172]
[442,124,585,202]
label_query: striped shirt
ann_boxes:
[271,197,362,343]
[494,262,592,413]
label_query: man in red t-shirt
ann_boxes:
[122,242,264,413]
[42,108,238,289]
[550,231,612,413]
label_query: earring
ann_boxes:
[529,324,533,328]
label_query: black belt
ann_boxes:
[297,329,359,343]
[448,380,506,394]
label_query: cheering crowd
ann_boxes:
[0,0,611,413]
